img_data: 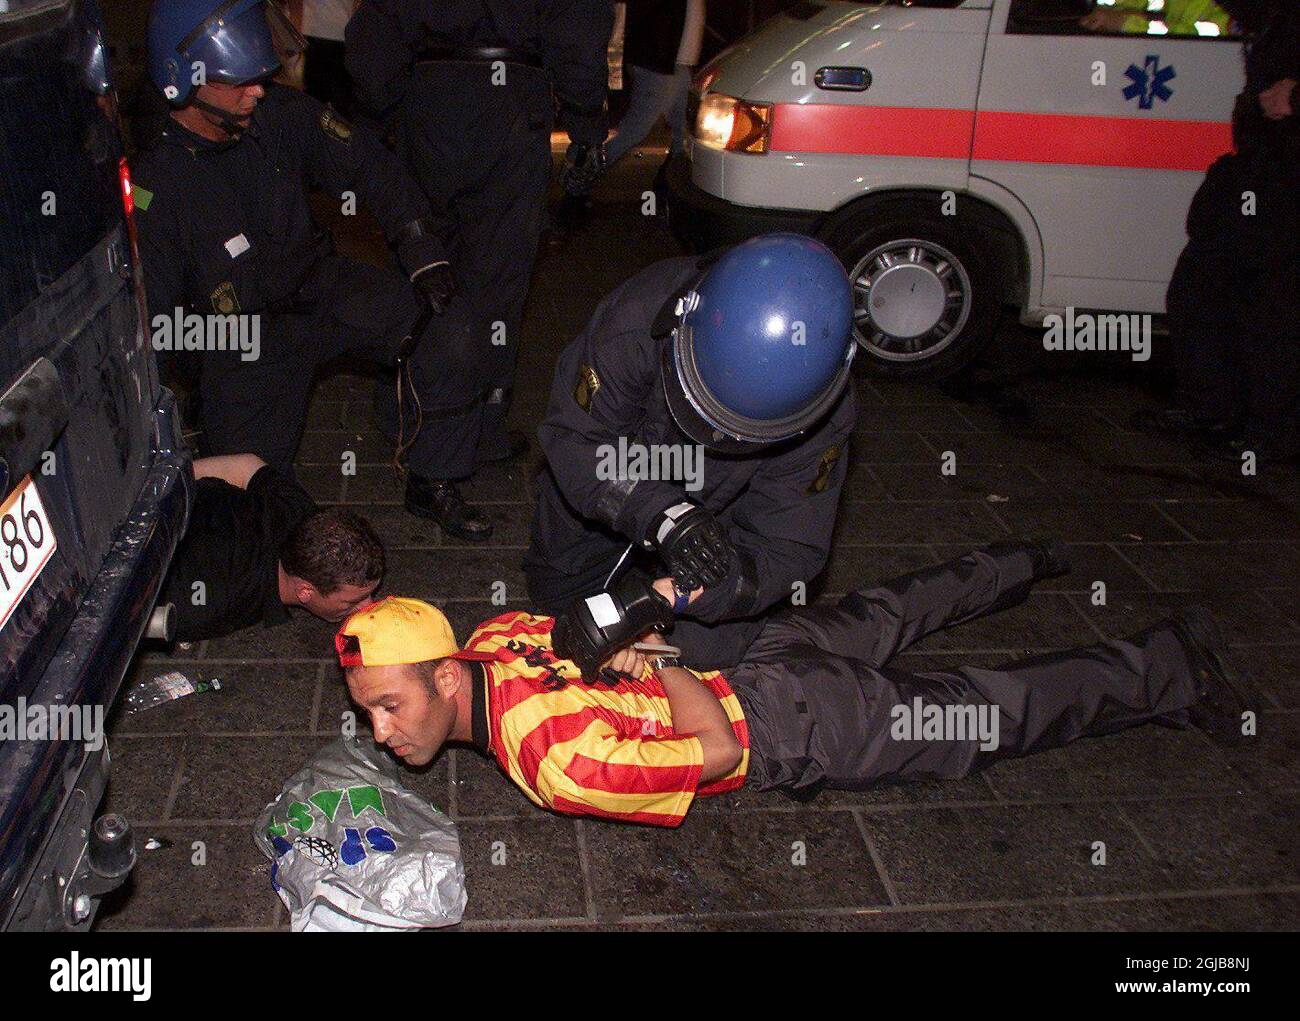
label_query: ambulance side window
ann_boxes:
[1007,0,1092,35]
[1009,0,1242,40]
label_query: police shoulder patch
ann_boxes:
[807,444,842,495]
[211,281,240,315]
[320,108,352,143]
[574,364,600,412]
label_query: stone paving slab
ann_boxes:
[98,152,1299,931]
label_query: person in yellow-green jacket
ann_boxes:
[1081,0,1233,36]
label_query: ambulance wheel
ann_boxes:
[829,207,997,381]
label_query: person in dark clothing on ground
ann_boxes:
[338,539,1252,826]
[161,454,384,642]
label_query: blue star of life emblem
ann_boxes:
[1124,55,1176,110]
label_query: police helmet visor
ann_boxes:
[176,0,282,90]
[662,329,854,452]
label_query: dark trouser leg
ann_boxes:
[1166,155,1246,425]
[326,254,484,481]
[1167,245,1243,424]
[1238,254,1300,457]
[1234,157,1300,457]
[312,256,483,481]
[397,64,553,475]
[744,544,1037,669]
[197,312,316,474]
[200,258,423,474]
[449,121,551,464]
[735,618,1200,794]
[391,305,489,481]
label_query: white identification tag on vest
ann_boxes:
[224,233,250,258]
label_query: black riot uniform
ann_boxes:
[1162,1,1299,460]
[524,255,858,670]
[345,0,614,477]
[131,81,449,474]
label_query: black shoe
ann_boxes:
[480,430,530,464]
[984,536,1071,581]
[405,475,494,542]
[1132,407,1234,439]
[1168,606,1252,747]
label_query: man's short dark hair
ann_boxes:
[280,508,385,594]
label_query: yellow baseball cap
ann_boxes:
[335,596,466,668]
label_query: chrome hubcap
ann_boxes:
[851,239,973,363]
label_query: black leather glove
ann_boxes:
[551,569,674,683]
[411,262,456,315]
[560,140,607,197]
[646,502,735,594]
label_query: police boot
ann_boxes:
[405,475,494,542]
[1168,606,1253,748]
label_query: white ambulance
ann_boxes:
[664,0,1244,379]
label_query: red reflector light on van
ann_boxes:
[119,157,134,216]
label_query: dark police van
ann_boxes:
[0,0,191,929]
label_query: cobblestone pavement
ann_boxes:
[96,147,1299,931]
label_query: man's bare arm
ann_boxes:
[192,454,267,489]
[658,666,742,782]
[643,580,740,780]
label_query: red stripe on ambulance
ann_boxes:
[770,104,974,159]
[769,103,1232,171]
[972,110,1232,170]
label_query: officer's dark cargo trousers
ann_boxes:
[381,60,554,479]
[1166,149,1300,457]
[198,255,422,475]
[728,547,1200,796]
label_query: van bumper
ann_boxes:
[0,390,192,930]
[663,152,821,250]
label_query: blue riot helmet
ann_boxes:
[662,233,856,452]
[147,0,290,107]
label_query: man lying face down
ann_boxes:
[338,539,1251,826]
[161,454,385,642]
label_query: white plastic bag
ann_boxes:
[254,736,466,931]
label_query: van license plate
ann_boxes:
[0,475,58,632]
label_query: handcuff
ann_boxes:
[633,641,683,672]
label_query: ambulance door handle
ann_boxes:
[815,67,871,92]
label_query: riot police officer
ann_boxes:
[525,233,860,669]
[345,0,614,540]
[134,0,489,533]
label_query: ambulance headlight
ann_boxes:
[694,93,771,154]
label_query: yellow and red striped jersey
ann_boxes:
[462,612,749,827]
